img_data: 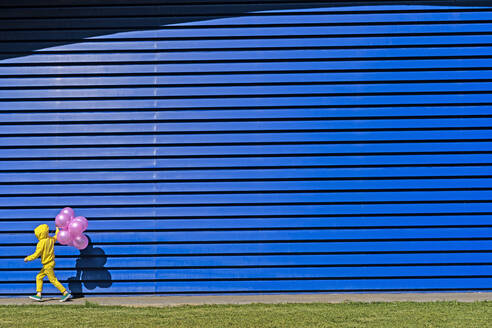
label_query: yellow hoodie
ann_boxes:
[25,224,59,265]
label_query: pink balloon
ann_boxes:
[68,220,85,238]
[73,216,88,230]
[73,234,88,250]
[57,230,72,245]
[60,207,75,219]
[55,213,71,229]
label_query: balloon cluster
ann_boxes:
[55,207,89,250]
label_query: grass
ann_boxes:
[0,301,490,328]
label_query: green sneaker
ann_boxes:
[29,295,42,302]
[60,293,72,302]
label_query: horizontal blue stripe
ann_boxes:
[95,23,492,39]
[7,23,492,42]
[2,190,492,207]
[2,130,492,147]
[283,5,489,12]
[3,240,492,256]
[2,277,492,294]
[27,36,492,54]
[3,58,492,77]
[11,253,492,270]
[1,166,491,183]
[0,154,490,171]
[4,94,492,109]
[1,118,491,134]
[0,143,491,160]
[2,58,492,77]
[0,178,491,195]
[1,203,492,219]
[4,82,492,99]
[3,265,492,282]
[9,46,492,64]
[187,11,492,25]
[3,105,492,121]
[8,228,492,245]
[4,71,492,89]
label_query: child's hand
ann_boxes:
[23,257,28,262]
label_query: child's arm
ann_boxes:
[24,241,43,262]
[53,227,60,241]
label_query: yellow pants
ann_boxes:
[36,261,66,294]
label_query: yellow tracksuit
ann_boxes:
[25,224,66,294]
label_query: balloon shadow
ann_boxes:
[67,236,112,298]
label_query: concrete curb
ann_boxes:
[0,293,491,307]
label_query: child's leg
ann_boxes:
[36,267,47,295]
[43,262,66,294]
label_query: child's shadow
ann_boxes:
[67,236,112,298]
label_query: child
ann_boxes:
[24,224,72,302]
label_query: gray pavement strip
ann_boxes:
[0,293,491,307]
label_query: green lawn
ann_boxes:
[0,301,490,328]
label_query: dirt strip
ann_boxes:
[0,293,491,306]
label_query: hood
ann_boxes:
[34,224,49,240]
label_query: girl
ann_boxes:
[24,224,72,302]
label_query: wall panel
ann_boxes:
[0,0,491,296]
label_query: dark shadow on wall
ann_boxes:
[67,236,112,298]
[1,0,492,62]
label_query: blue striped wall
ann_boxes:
[0,1,491,296]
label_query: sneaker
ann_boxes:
[29,295,42,302]
[60,293,72,302]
